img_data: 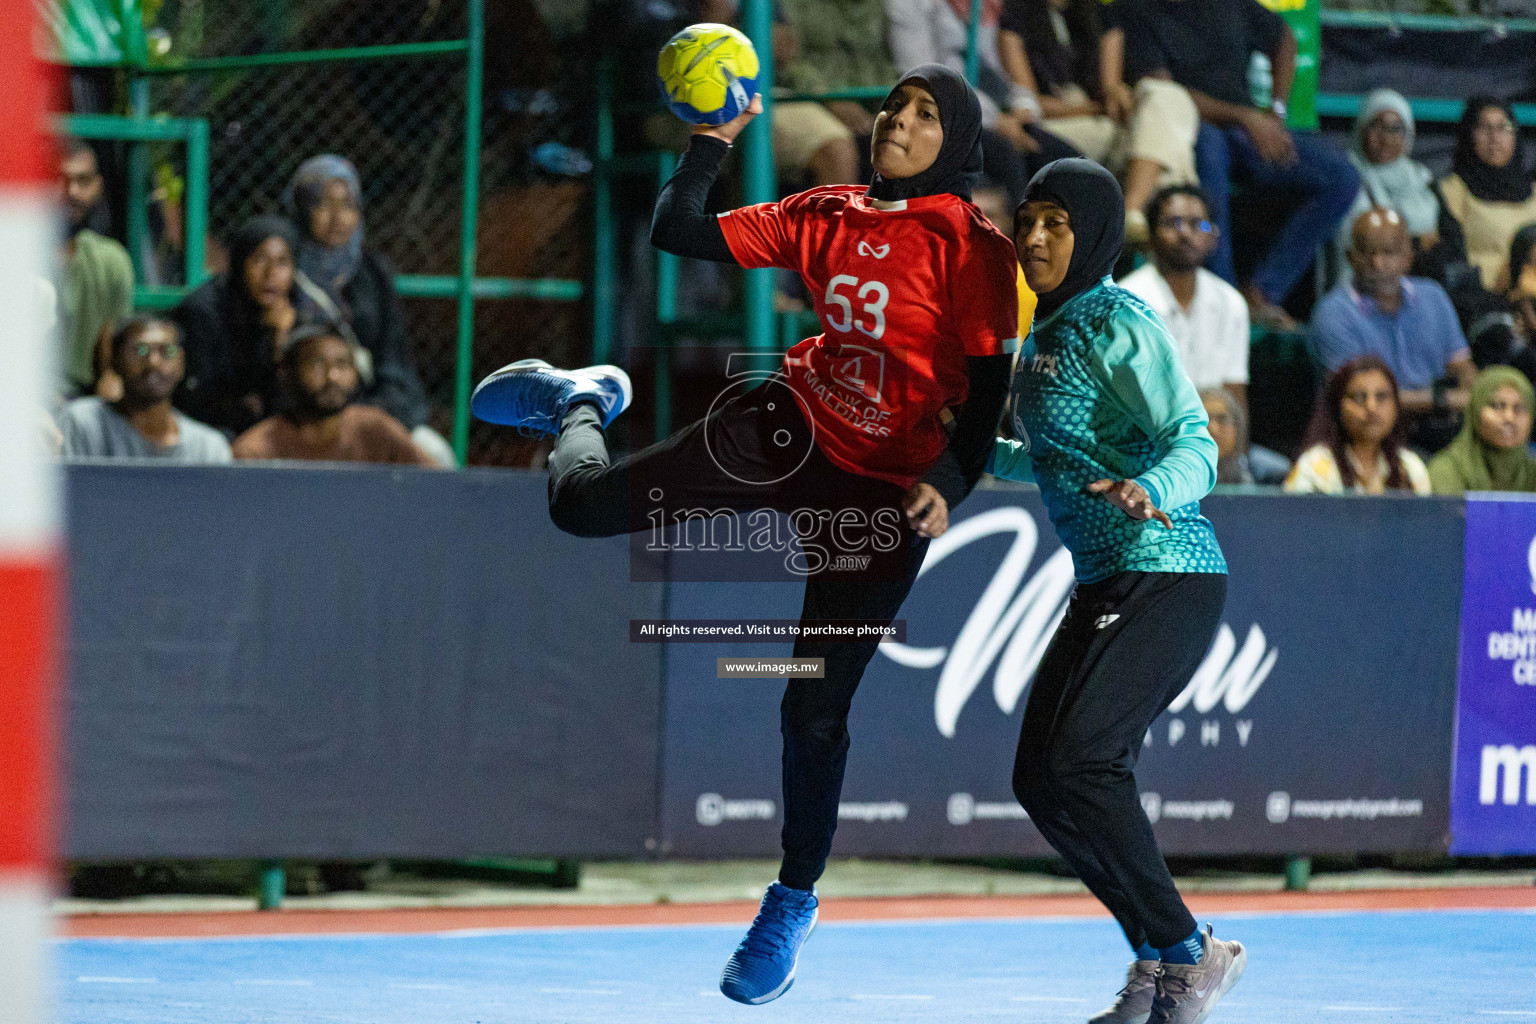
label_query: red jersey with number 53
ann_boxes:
[718,186,1019,490]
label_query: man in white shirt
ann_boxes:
[1119,185,1250,408]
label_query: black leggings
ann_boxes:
[1013,571,1227,950]
[548,385,929,889]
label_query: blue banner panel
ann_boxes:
[661,488,1462,858]
[1451,496,1536,855]
[65,465,666,860]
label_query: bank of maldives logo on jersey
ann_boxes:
[827,344,884,404]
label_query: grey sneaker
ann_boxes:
[1148,925,1246,1024]
[1088,960,1160,1024]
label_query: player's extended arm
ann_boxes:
[1096,306,1218,511]
[650,134,741,264]
[921,354,1014,508]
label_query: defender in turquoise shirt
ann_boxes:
[989,276,1227,582]
[998,162,1247,1023]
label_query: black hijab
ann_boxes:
[1454,97,1534,204]
[227,216,302,305]
[1511,223,1536,286]
[1019,158,1124,321]
[867,64,984,204]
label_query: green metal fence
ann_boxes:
[45,0,594,465]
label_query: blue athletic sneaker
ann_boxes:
[470,359,632,435]
[719,882,819,1005]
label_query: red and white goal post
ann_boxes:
[0,2,61,1022]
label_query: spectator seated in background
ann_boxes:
[1479,224,1536,379]
[1337,89,1466,287]
[778,0,898,159]
[170,216,332,437]
[1439,97,1536,295]
[1310,209,1475,448]
[1107,0,1358,330]
[57,138,133,401]
[1285,355,1431,495]
[1200,387,1288,485]
[996,0,1200,242]
[57,315,231,463]
[692,0,862,188]
[885,0,1078,208]
[1429,365,1536,495]
[1119,186,1248,398]
[232,324,434,466]
[284,155,456,467]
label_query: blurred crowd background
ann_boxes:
[38,0,1536,498]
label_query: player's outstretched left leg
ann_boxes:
[1149,925,1246,1024]
[470,358,631,435]
[719,882,818,1005]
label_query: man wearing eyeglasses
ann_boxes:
[57,315,232,463]
[1120,185,1250,407]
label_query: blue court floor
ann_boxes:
[61,909,1536,1024]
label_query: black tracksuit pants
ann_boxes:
[548,385,929,890]
[1012,570,1228,950]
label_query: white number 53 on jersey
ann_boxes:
[823,275,889,340]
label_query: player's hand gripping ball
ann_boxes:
[657,23,760,126]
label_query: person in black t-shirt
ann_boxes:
[1107,0,1360,329]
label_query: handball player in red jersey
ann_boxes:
[471,63,1019,1004]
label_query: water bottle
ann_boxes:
[1247,52,1273,111]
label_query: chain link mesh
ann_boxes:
[134,0,592,465]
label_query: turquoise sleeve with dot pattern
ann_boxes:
[1007,280,1226,582]
[1088,304,1218,513]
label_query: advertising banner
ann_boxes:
[661,489,1463,858]
[1451,496,1536,855]
[65,466,666,859]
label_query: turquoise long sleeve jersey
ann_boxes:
[989,278,1228,583]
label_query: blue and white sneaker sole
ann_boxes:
[720,910,817,1005]
[469,358,558,426]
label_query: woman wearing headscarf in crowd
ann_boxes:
[285,155,454,466]
[170,216,329,435]
[1472,224,1536,380]
[1337,89,1465,285]
[1199,387,1289,485]
[1439,97,1536,293]
[1285,354,1431,495]
[468,65,1018,1005]
[1428,365,1536,495]
[884,0,1081,211]
[988,159,1244,1024]
[994,0,1202,243]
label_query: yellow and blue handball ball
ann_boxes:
[657,23,760,126]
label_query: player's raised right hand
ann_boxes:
[693,94,763,146]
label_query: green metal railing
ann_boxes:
[1318,8,1536,33]
[1315,93,1536,126]
[51,0,590,465]
[59,113,210,294]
